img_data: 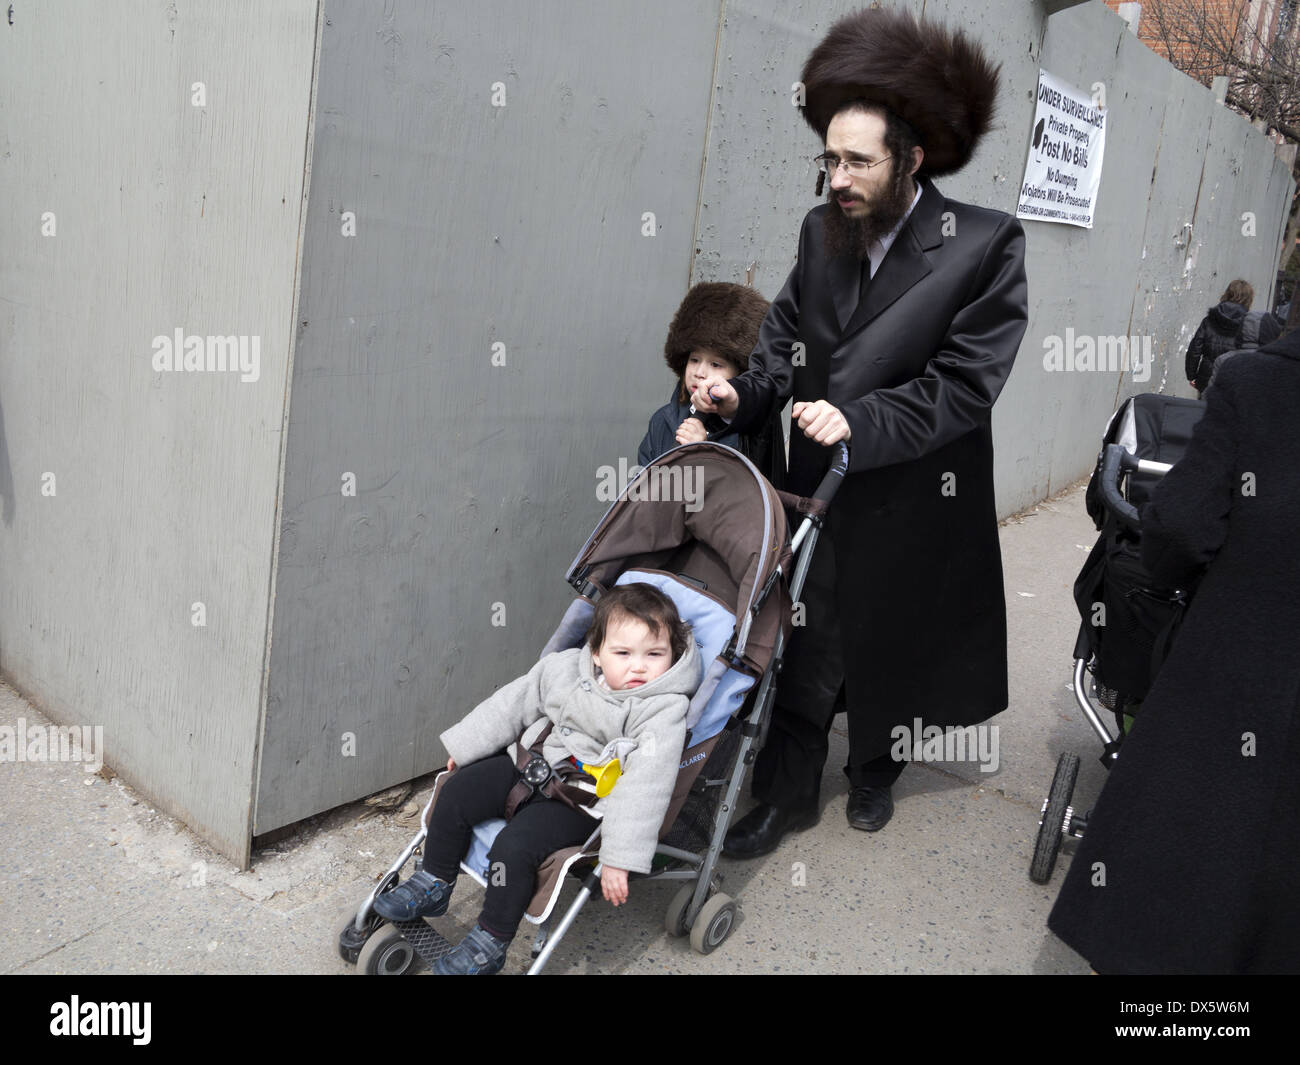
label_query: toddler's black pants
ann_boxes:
[422,753,598,939]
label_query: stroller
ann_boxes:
[335,440,849,973]
[1029,393,1204,883]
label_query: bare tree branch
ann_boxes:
[1138,0,1300,272]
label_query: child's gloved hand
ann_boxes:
[601,867,629,906]
[675,417,708,446]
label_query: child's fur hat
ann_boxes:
[664,282,770,379]
[799,6,1000,177]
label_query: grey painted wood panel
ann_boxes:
[256,0,722,832]
[260,0,1290,835]
[3,0,1288,861]
[0,0,318,863]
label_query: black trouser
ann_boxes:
[752,523,907,809]
[753,684,908,807]
[422,754,598,940]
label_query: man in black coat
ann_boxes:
[1048,327,1300,973]
[694,8,1029,855]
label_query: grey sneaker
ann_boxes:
[372,869,454,922]
[432,923,510,975]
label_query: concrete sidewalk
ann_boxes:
[2,481,1104,975]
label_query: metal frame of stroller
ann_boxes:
[1030,443,1174,884]
[335,440,850,973]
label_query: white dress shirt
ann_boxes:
[865,180,924,280]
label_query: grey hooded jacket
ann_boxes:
[439,639,702,874]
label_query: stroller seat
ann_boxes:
[432,566,757,923]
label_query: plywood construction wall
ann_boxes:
[3,0,1289,863]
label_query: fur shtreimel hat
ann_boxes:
[664,282,770,377]
[800,6,1000,177]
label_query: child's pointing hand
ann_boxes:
[691,375,738,417]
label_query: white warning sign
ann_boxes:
[1017,69,1106,229]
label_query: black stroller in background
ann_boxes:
[1030,393,1204,883]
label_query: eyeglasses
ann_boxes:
[814,153,893,178]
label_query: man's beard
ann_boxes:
[823,172,917,260]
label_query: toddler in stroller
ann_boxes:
[373,582,701,974]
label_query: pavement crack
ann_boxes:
[3,897,156,973]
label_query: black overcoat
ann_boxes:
[729,178,1029,748]
[1048,333,1300,974]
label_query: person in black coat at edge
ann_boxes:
[1185,279,1253,395]
[1048,325,1300,973]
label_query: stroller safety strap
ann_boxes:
[503,723,599,820]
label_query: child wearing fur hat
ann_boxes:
[637,282,781,477]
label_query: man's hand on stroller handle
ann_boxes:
[693,376,851,446]
[691,375,738,418]
[601,867,629,906]
[793,400,851,445]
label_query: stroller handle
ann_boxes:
[813,441,851,506]
[1100,444,1172,532]
[781,442,849,554]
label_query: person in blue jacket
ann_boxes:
[637,282,780,478]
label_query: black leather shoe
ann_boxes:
[846,786,894,832]
[722,801,819,859]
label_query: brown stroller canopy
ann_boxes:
[567,443,791,677]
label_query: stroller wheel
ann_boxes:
[356,924,421,976]
[665,885,696,937]
[1029,752,1081,884]
[689,893,737,955]
[334,901,382,965]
